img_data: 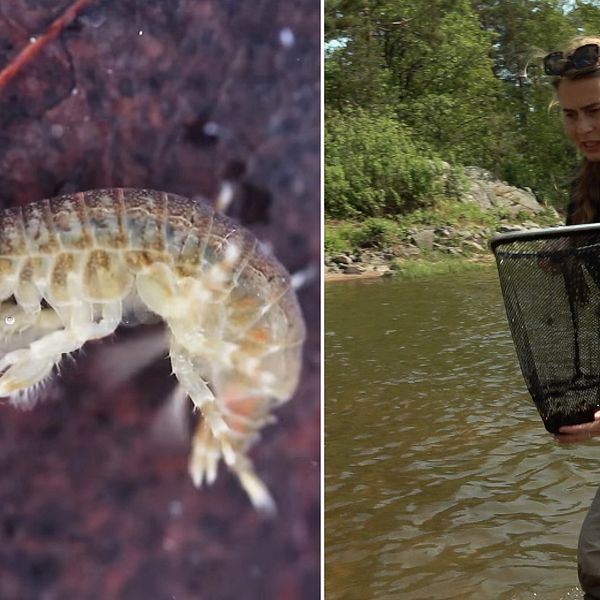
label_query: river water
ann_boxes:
[325,268,600,600]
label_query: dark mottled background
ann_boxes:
[0,1,320,599]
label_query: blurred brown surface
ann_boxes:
[0,2,320,599]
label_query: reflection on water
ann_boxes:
[325,268,598,600]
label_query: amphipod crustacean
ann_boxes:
[0,188,306,513]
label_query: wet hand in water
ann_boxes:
[556,411,600,442]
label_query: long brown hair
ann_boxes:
[552,36,600,224]
[571,160,600,224]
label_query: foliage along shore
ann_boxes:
[325,189,564,283]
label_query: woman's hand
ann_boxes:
[555,411,600,442]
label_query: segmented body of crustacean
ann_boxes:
[0,188,305,513]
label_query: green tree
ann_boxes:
[325,0,600,216]
[326,0,506,166]
[325,108,458,218]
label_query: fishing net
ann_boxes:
[491,224,600,434]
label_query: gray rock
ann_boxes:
[373,265,391,274]
[331,254,353,265]
[496,224,528,233]
[461,166,545,216]
[395,245,421,258]
[359,251,386,265]
[436,227,454,238]
[463,240,485,252]
[344,265,366,275]
[412,229,435,250]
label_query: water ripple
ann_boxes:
[326,270,591,599]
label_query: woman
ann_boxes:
[552,36,600,433]
[548,35,600,599]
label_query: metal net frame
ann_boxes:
[491,224,600,433]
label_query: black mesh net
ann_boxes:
[492,224,600,434]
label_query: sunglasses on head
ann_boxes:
[544,43,600,76]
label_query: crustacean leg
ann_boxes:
[0,301,122,402]
[169,341,276,514]
[186,404,277,515]
[193,419,277,515]
[132,263,275,509]
[0,302,63,350]
[197,382,278,514]
[168,343,233,461]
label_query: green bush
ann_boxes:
[325,218,400,253]
[351,218,399,249]
[324,223,355,255]
[325,108,456,219]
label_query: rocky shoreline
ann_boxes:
[325,166,564,282]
